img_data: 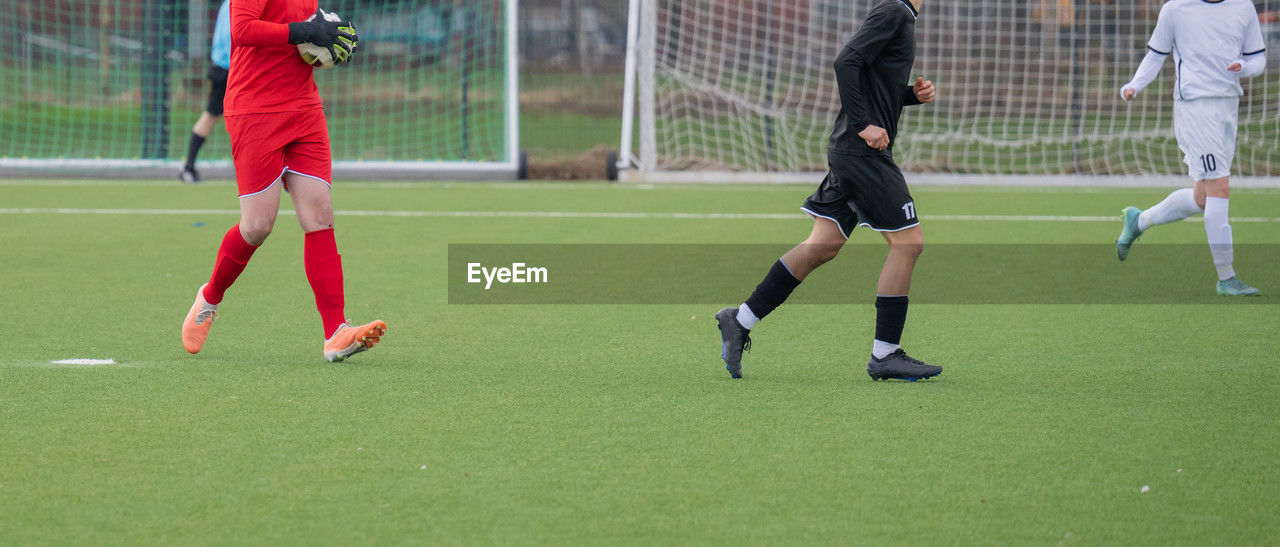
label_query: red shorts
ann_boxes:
[225,109,332,197]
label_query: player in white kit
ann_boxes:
[1115,0,1267,296]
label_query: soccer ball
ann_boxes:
[296,10,355,69]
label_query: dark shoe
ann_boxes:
[179,165,201,183]
[867,349,941,381]
[715,307,750,379]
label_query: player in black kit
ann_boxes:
[716,0,940,381]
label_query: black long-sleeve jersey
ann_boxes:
[828,0,921,156]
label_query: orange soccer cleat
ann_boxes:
[182,284,218,354]
[323,320,387,362]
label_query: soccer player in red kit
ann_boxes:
[181,0,385,362]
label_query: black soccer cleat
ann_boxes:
[715,307,751,379]
[867,349,941,381]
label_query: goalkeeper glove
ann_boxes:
[332,21,358,64]
[288,9,358,64]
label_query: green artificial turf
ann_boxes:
[1,180,1277,544]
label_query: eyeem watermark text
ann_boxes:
[467,262,549,290]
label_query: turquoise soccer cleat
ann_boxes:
[1216,276,1261,297]
[1116,206,1144,261]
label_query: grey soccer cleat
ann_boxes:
[715,307,751,379]
[179,165,201,184]
[1116,206,1143,261]
[867,349,942,381]
[1216,276,1261,297]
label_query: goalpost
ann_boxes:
[2,0,521,180]
[618,0,1280,185]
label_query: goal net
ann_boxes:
[620,0,1280,184]
[2,0,519,180]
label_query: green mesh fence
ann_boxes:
[3,0,512,168]
[638,0,1280,178]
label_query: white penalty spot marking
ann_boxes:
[50,358,116,366]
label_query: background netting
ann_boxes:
[642,0,1280,176]
[3,0,511,165]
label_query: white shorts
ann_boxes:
[1173,97,1238,181]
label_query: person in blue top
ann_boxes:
[181,0,232,183]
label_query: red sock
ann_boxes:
[304,228,346,339]
[203,224,259,305]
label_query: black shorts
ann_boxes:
[800,151,918,238]
[206,65,229,116]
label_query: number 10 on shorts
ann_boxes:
[902,201,916,220]
[1200,154,1217,174]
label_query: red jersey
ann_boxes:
[224,0,322,115]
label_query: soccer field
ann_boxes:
[1,179,1278,544]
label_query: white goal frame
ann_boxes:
[0,0,521,181]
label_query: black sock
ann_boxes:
[185,133,206,168]
[742,260,801,324]
[874,295,909,345]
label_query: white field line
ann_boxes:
[2,207,1279,223]
[5,179,1280,194]
[50,358,116,365]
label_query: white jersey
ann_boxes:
[1147,0,1266,100]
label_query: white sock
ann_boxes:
[871,339,900,360]
[1138,188,1202,231]
[736,303,760,330]
[1203,197,1235,280]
